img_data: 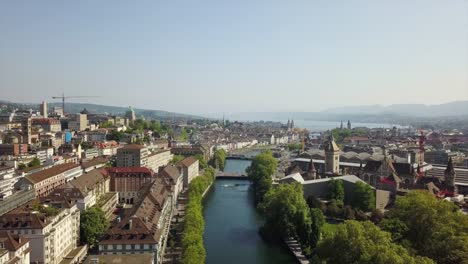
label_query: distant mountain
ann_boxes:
[0,100,204,120]
[324,101,468,117]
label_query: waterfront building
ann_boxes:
[98,177,173,264]
[177,156,199,188]
[159,165,183,201]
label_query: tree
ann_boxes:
[310,208,325,248]
[246,150,277,204]
[351,181,375,211]
[316,220,434,264]
[28,157,41,167]
[170,155,185,165]
[80,207,109,247]
[383,190,468,264]
[17,163,26,170]
[326,178,344,205]
[194,154,208,169]
[212,149,227,170]
[259,183,311,247]
[99,120,113,128]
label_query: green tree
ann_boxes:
[327,178,345,205]
[213,149,227,170]
[316,220,434,264]
[170,155,185,165]
[351,181,375,211]
[246,150,277,204]
[80,207,109,247]
[99,120,113,128]
[383,190,468,264]
[28,158,41,167]
[259,183,312,247]
[194,154,208,169]
[310,208,325,248]
[17,163,26,170]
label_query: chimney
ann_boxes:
[128,219,133,230]
[406,153,412,164]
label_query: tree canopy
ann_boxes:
[316,220,434,264]
[326,178,345,205]
[351,181,375,211]
[213,149,227,170]
[246,150,277,204]
[28,157,41,167]
[381,190,468,264]
[80,207,109,247]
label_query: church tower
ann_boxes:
[324,134,340,175]
[347,120,352,130]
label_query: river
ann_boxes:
[203,159,296,264]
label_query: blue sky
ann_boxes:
[1,0,467,114]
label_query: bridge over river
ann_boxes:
[215,171,248,179]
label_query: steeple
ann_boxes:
[340,120,343,129]
[347,120,352,130]
[324,134,340,175]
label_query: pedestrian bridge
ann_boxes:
[215,172,248,179]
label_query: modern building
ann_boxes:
[68,113,88,131]
[40,101,48,118]
[177,157,199,188]
[0,166,16,200]
[106,167,155,204]
[0,197,80,264]
[147,149,173,172]
[116,144,148,167]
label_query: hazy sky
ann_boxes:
[1,1,467,115]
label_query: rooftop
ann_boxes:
[26,163,80,184]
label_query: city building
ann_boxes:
[0,197,80,264]
[40,101,47,118]
[98,177,173,264]
[159,165,183,201]
[147,149,173,172]
[20,163,81,197]
[32,118,61,132]
[177,157,199,188]
[0,189,35,216]
[96,141,120,156]
[116,144,148,167]
[0,230,31,264]
[0,144,28,157]
[106,167,155,204]
[68,113,88,131]
[0,166,17,201]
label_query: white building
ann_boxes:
[0,231,31,264]
[147,149,173,172]
[0,198,80,264]
[0,166,16,200]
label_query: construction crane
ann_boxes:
[51,93,99,115]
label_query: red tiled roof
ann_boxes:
[26,163,80,184]
[177,156,198,167]
[107,167,153,174]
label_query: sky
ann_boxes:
[1,0,468,115]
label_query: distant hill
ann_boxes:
[324,101,468,117]
[0,100,204,120]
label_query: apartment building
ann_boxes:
[106,167,155,204]
[147,149,173,172]
[177,157,199,188]
[0,230,31,264]
[0,197,80,264]
[116,144,148,167]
